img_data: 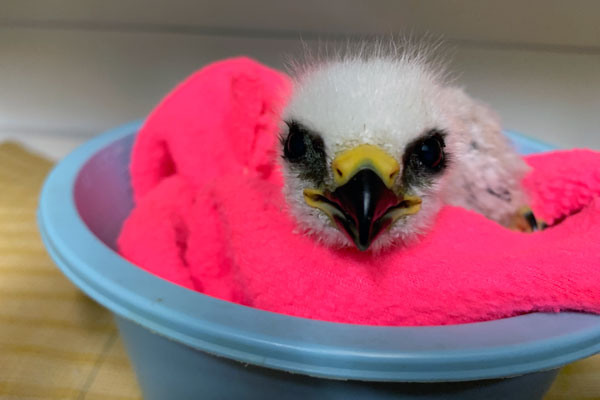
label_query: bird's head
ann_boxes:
[279,55,461,251]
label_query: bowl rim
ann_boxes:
[38,120,600,382]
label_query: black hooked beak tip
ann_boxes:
[329,169,399,251]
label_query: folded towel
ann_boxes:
[119,58,600,326]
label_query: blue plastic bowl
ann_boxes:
[39,121,600,400]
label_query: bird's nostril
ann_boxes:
[336,168,343,177]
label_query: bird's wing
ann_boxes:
[441,87,530,226]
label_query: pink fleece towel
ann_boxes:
[119,57,600,326]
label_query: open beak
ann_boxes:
[303,145,422,251]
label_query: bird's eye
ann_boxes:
[416,134,444,169]
[284,123,307,160]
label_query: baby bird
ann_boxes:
[279,44,538,252]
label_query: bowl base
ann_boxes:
[116,316,559,400]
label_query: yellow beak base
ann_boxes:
[331,144,400,188]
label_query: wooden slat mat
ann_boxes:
[0,140,598,399]
[0,142,141,400]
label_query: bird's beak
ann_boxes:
[303,145,422,251]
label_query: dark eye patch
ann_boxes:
[284,123,307,159]
[281,120,328,186]
[417,135,445,169]
[402,129,449,188]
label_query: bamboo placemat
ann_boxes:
[0,140,598,399]
[0,142,141,400]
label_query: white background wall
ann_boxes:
[1,0,599,158]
